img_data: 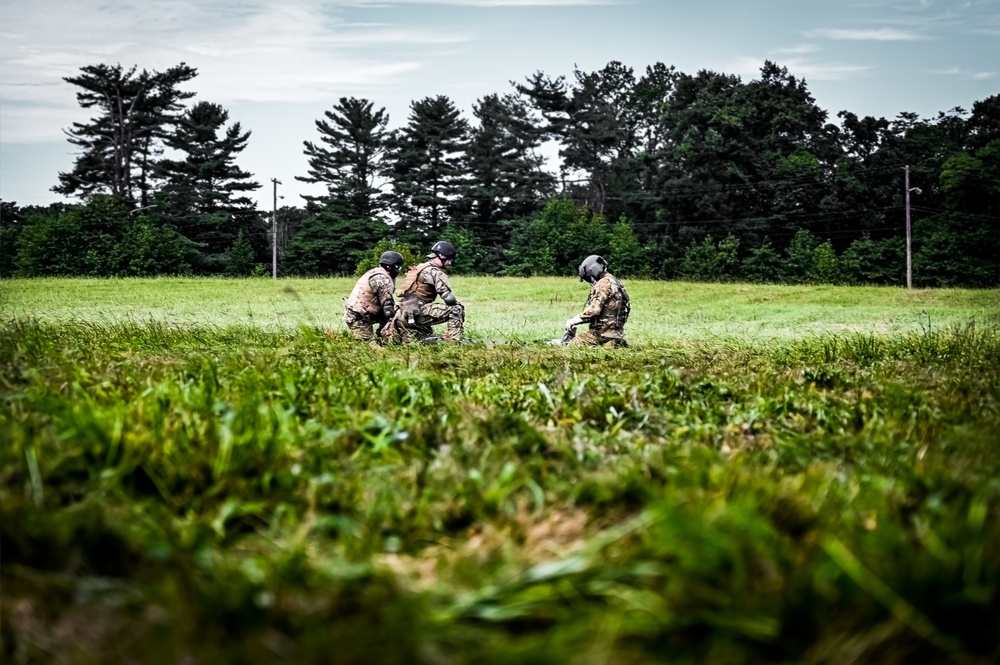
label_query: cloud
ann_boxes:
[806,27,924,41]
[337,0,621,5]
[728,56,871,82]
[0,0,477,142]
[928,67,998,80]
[770,44,820,56]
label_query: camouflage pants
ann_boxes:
[344,308,382,347]
[381,302,465,344]
[568,329,628,348]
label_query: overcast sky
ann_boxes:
[1,0,997,210]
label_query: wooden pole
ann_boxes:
[905,166,912,289]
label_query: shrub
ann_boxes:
[353,239,422,277]
[742,240,783,283]
[783,229,820,284]
[808,240,842,284]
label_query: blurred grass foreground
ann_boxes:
[1,278,998,664]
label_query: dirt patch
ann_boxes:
[376,504,599,593]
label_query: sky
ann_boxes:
[1,0,997,211]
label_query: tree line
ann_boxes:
[1,60,997,287]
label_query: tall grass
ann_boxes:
[1,280,998,664]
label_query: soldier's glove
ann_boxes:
[564,316,584,331]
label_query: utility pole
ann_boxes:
[905,165,912,289]
[271,178,281,279]
[904,166,922,290]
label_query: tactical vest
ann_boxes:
[346,267,388,316]
[591,274,630,337]
[398,261,437,304]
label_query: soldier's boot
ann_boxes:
[378,319,403,345]
[445,303,465,342]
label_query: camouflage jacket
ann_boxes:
[579,272,630,339]
[345,267,396,320]
[397,261,455,305]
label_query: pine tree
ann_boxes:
[458,93,555,254]
[54,63,197,208]
[383,96,469,244]
[298,97,390,221]
[153,101,263,270]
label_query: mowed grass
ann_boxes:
[2,276,997,342]
[1,278,998,664]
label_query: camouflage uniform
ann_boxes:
[569,272,630,348]
[381,261,465,344]
[343,267,396,345]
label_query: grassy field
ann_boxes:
[1,278,998,664]
[2,276,998,341]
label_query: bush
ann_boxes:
[503,198,609,276]
[13,209,86,276]
[607,217,650,278]
[809,240,842,284]
[353,239,422,277]
[226,229,256,277]
[742,240,783,283]
[14,197,128,276]
[679,237,720,281]
[111,220,193,276]
[841,235,903,285]
[282,209,389,276]
[716,234,741,279]
[439,225,490,275]
[783,229,820,284]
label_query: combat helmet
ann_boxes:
[578,254,608,283]
[379,250,404,277]
[428,240,457,261]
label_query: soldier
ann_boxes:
[343,251,404,346]
[563,254,630,348]
[381,240,465,344]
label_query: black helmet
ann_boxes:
[428,240,457,260]
[379,250,404,277]
[379,251,404,269]
[578,255,608,283]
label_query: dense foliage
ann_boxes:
[2,60,998,285]
[2,311,997,663]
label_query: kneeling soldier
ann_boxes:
[343,251,404,346]
[564,254,630,348]
[381,240,464,344]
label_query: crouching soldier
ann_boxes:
[343,251,404,346]
[563,254,630,348]
[381,240,464,344]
